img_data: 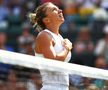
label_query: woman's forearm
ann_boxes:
[55,48,70,61]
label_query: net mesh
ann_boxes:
[0,50,108,90]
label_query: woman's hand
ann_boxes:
[63,38,73,51]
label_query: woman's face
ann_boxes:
[45,3,64,24]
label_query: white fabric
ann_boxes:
[44,29,71,62]
[94,39,105,55]
[35,29,71,90]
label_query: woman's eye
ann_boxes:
[52,8,56,11]
[52,8,57,11]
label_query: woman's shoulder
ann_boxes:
[36,30,53,42]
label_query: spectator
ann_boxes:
[0,32,13,82]
[17,22,34,55]
[74,26,94,54]
[0,0,9,21]
[0,32,13,51]
[16,82,27,90]
[94,56,107,69]
[0,80,7,90]
[6,69,17,90]
[93,7,108,21]
[94,24,108,64]
[61,0,78,15]
[78,0,95,17]
[27,70,42,90]
[69,74,84,89]
[81,56,107,90]
[8,0,21,16]
[72,26,95,66]
[86,84,99,90]
[90,56,107,89]
[0,32,7,50]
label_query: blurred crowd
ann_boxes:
[0,0,108,90]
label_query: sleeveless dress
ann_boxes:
[35,29,71,90]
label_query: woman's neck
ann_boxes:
[46,24,60,35]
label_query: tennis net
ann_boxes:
[0,50,108,90]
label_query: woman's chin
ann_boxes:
[56,18,65,25]
[61,19,65,23]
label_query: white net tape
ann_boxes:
[0,50,108,80]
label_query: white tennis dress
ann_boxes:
[35,29,71,90]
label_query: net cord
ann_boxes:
[0,50,108,80]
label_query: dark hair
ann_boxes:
[28,2,52,30]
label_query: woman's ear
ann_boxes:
[43,17,50,24]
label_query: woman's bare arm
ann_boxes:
[35,31,70,61]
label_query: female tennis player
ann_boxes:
[28,2,72,90]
